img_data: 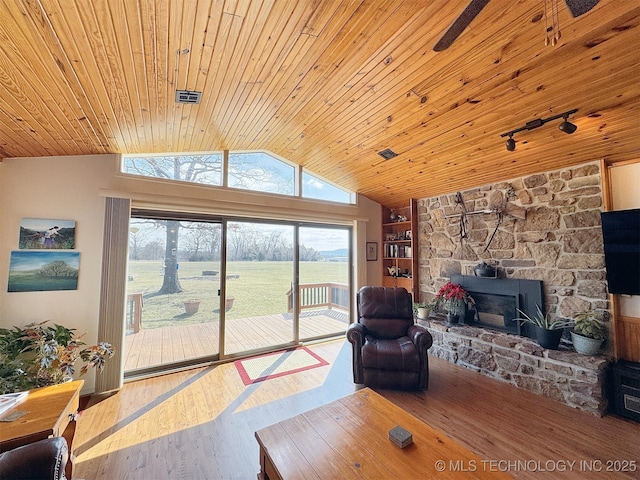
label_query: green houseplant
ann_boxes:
[516,305,573,350]
[0,320,114,394]
[571,308,606,355]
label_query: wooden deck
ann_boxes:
[124,309,349,372]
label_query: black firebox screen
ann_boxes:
[469,292,520,335]
[451,274,543,340]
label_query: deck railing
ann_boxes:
[286,282,349,312]
[126,292,143,334]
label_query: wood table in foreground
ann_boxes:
[255,387,513,479]
[0,380,84,479]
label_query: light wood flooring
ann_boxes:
[75,339,639,480]
[124,310,348,371]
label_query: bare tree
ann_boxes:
[124,153,298,293]
[125,154,287,293]
[227,223,248,261]
[140,241,164,261]
[129,227,150,261]
[157,220,182,294]
[184,223,220,260]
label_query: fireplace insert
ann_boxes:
[451,274,544,339]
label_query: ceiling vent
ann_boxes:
[378,148,398,160]
[175,90,202,104]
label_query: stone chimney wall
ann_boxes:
[417,161,610,352]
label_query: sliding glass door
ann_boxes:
[298,226,351,342]
[223,221,296,355]
[124,217,222,375]
[124,212,351,376]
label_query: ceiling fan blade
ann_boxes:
[433,0,491,52]
[564,0,600,17]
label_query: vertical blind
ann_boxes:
[95,197,131,393]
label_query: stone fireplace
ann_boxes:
[416,161,612,415]
[419,274,610,416]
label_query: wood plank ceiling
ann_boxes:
[0,0,638,208]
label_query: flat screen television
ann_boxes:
[600,209,640,295]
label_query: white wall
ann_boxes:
[0,155,116,392]
[610,161,640,317]
[359,195,382,288]
[0,154,381,392]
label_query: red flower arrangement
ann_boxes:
[435,282,474,312]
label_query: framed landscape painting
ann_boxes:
[7,251,80,292]
[19,218,76,250]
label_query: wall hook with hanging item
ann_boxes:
[484,209,504,253]
[454,192,469,247]
[483,187,525,252]
[444,190,526,251]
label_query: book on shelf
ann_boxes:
[0,391,28,416]
[385,244,414,258]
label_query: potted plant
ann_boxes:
[413,301,434,320]
[516,305,573,350]
[225,296,235,312]
[434,282,474,326]
[0,320,114,394]
[183,299,201,315]
[571,308,606,355]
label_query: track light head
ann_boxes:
[558,115,577,134]
[500,108,578,149]
[506,135,516,151]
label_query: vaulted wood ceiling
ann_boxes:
[0,0,638,208]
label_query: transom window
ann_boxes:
[122,153,223,186]
[121,151,353,204]
[228,151,294,195]
[302,171,352,203]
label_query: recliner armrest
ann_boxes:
[408,324,433,351]
[0,437,68,480]
[346,322,365,347]
[346,322,366,384]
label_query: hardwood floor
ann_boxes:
[75,339,639,480]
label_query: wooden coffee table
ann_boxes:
[255,388,513,479]
[0,380,83,479]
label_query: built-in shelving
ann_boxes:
[381,199,418,297]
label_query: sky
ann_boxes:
[302,172,351,203]
[299,226,349,252]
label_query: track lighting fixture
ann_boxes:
[500,109,578,151]
[558,114,577,134]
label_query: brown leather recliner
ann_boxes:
[347,286,433,390]
[0,437,68,480]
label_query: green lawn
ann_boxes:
[126,260,349,329]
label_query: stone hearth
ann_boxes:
[419,318,612,416]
